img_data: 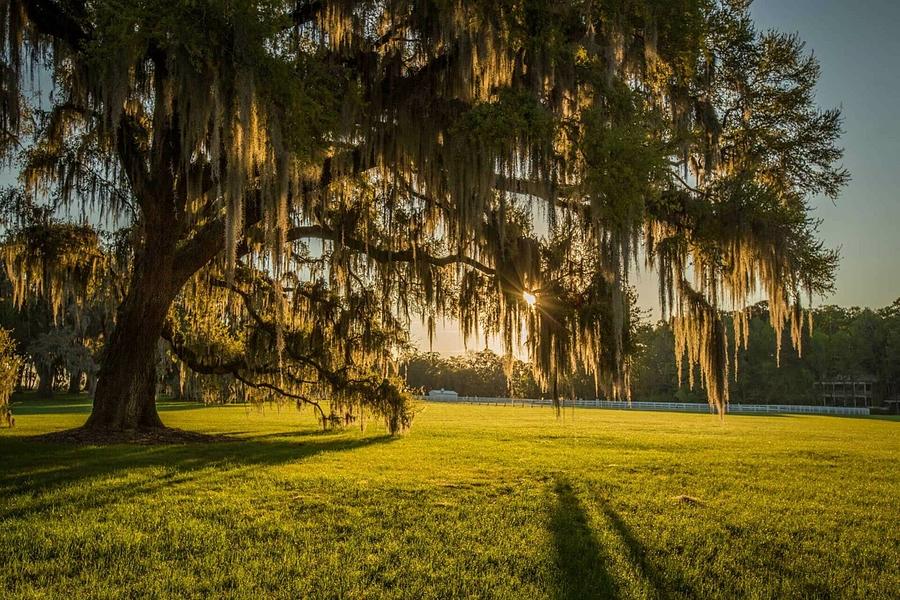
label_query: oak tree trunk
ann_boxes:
[83,109,228,432]
[86,371,97,397]
[85,237,180,431]
[67,370,82,394]
[36,363,55,397]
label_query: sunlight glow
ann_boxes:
[523,291,537,307]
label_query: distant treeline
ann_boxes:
[405,300,900,406]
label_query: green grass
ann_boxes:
[1,394,897,599]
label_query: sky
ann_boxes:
[417,0,900,354]
[749,0,900,308]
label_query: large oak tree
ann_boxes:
[0,0,846,432]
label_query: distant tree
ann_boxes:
[404,349,543,398]
[0,202,113,395]
[624,300,900,407]
[878,300,900,401]
[25,327,96,396]
[508,360,541,400]
[631,322,680,402]
[0,1,846,434]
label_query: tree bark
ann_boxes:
[36,363,56,397]
[86,370,97,397]
[67,370,82,394]
[171,363,185,400]
[82,198,226,431]
[85,237,181,431]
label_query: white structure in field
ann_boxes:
[427,388,459,400]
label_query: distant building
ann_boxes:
[427,388,459,400]
[882,382,900,413]
[815,376,877,408]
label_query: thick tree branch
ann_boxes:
[161,319,326,422]
[115,115,151,211]
[285,224,497,276]
[173,218,225,282]
[161,321,248,377]
[22,0,89,49]
[290,0,324,27]
[207,275,350,388]
[230,371,326,426]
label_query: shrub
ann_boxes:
[0,328,23,427]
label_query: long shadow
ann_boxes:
[9,394,207,415]
[0,432,395,521]
[549,479,619,600]
[9,402,204,415]
[596,500,698,600]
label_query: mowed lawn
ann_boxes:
[1,396,897,599]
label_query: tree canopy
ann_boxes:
[0,0,847,433]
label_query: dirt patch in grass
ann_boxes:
[672,494,705,506]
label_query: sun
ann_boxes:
[523,291,537,307]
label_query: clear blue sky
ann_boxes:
[423,0,900,353]
[749,0,900,309]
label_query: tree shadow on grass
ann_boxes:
[549,478,619,599]
[0,431,395,521]
[10,401,204,416]
[550,479,700,600]
[595,501,698,599]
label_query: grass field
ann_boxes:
[1,395,897,599]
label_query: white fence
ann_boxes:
[421,396,870,416]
